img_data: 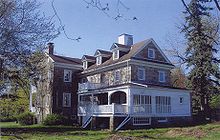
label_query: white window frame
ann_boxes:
[114,70,120,82]
[133,117,151,125]
[157,117,168,123]
[63,93,71,107]
[96,55,102,65]
[156,96,171,113]
[148,48,155,59]
[113,49,119,60]
[137,67,145,80]
[64,69,72,82]
[133,95,152,113]
[83,61,88,69]
[159,71,166,83]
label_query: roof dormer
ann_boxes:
[94,49,111,65]
[82,55,96,69]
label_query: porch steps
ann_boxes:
[115,115,131,131]
[82,116,92,128]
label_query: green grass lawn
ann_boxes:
[1,122,220,140]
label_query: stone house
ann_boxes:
[77,34,191,130]
[33,34,191,130]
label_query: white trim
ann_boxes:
[54,62,82,70]
[137,67,145,81]
[158,71,166,83]
[96,56,102,65]
[114,70,120,82]
[133,117,151,125]
[64,69,72,82]
[83,61,88,69]
[113,49,119,60]
[148,48,155,59]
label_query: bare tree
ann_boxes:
[0,0,59,92]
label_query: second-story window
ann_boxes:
[83,61,87,69]
[64,69,72,82]
[148,48,155,59]
[113,50,119,60]
[159,71,166,83]
[96,56,102,65]
[114,70,120,81]
[137,67,145,80]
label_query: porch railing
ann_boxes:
[78,103,128,115]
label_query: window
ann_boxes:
[148,48,155,59]
[63,93,71,107]
[96,56,102,65]
[159,71,166,83]
[157,117,168,123]
[64,69,72,82]
[83,61,88,69]
[179,97,183,104]
[113,50,119,60]
[156,96,171,113]
[133,117,151,125]
[133,95,152,113]
[114,70,120,81]
[137,68,145,80]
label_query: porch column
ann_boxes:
[109,116,115,131]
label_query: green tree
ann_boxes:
[181,0,220,119]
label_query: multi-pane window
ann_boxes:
[156,96,171,113]
[114,70,120,81]
[96,56,102,65]
[133,95,152,113]
[83,61,87,69]
[137,67,145,80]
[113,50,119,60]
[148,48,155,59]
[133,117,151,125]
[159,71,166,83]
[63,93,71,107]
[64,69,72,82]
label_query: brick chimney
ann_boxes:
[47,42,54,55]
[118,33,133,46]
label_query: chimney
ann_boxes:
[47,42,54,55]
[118,33,133,46]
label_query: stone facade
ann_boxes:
[135,42,166,62]
[85,66,131,86]
[131,64,171,86]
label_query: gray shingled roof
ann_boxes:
[49,54,82,65]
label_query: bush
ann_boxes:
[17,112,35,125]
[43,114,66,125]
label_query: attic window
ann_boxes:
[83,61,88,69]
[148,48,155,59]
[113,50,119,60]
[96,56,102,65]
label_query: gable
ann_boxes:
[134,39,171,63]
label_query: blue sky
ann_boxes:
[39,0,185,60]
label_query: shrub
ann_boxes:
[17,112,35,125]
[43,114,66,125]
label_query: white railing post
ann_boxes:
[112,103,115,115]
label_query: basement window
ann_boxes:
[133,117,151,125]
[157,117,168,123]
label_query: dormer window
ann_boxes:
[96,56,102,65]
[148,48,155,59]
[113,50,119,60]
[83,61,88,69]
